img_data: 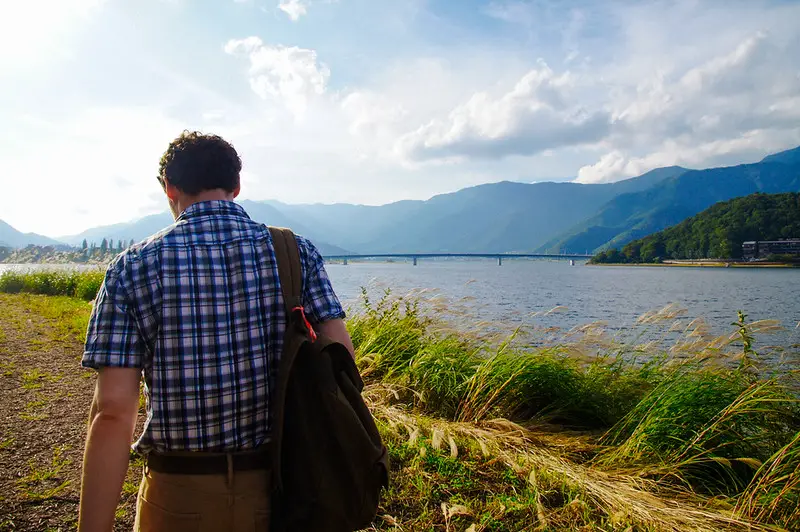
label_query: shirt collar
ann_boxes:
[176,200,250,222]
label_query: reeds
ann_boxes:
[347,288,800,529]
[4,273,799,529]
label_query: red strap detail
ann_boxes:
[291,306,317,342]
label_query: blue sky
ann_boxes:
[1,0,799,236]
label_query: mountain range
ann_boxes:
[2,146,799,256]
[0,220,65,249]
[539,150,800,254]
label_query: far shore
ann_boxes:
[590,260,800,268]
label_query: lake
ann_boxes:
[324,259,800,359]
[3,260,799,357]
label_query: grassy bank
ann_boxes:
[349,291,800,530]
[1,272,799,530]
[0,270,104,301]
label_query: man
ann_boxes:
[78,131,355,532]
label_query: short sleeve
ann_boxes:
[81,263,147,370]
[298,238,346,324]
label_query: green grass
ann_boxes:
[0,270,104,301]
[0,292,93,343]
[348,289,800,530]
[2,278,799,530]
[16,445,72,501]
[351,290,666,429]
[20,368,60,390]
[375,420,589,530]
[0,361,15,377]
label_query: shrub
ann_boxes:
[0,270,104,301]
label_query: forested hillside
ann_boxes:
[591,192,800,263]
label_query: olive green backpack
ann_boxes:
[267,227,389,532]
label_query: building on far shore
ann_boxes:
[743,239,800,260]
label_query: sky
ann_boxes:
[1,0,799,237]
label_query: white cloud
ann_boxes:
[0,0,105,69]
[0,107,187,235]
[7,0,800,238]
[395,63,610,162]
[341,90,407,138]
[278,0,308,21]
[576,30,800,183]
[225,37,330,118]
[576,131,800,185]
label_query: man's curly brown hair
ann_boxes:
[158,131,242,195]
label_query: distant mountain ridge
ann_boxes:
[761,145,800,166]
[50,165,685,255]
[265,166,687,254]
[3,145,799,256]
[58,201,352,256]
[0,220,64,249]
[539,147,800,253]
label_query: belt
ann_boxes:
[145,448,270,475]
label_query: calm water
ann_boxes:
[4,260,800,353]
[322,260,800,356]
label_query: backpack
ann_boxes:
[267,227,389,532]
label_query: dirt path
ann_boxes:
[0,294,141,531]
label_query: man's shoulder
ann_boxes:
[129,222,186,255]
[105,222,183,274]
[266,227,319,256]
[292,233,320,255]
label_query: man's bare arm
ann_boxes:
[78,367,141,532]
[316,318,356,359]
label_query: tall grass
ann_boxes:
[0,270,104,301]
[3,274,798,528]
[347,289,800,528]
[350,289,668,428]
[737,431,800,529]
[597,371,799,492]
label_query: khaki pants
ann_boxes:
[133,465,271,532]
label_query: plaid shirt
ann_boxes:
[82,200,345,454]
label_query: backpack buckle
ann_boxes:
[291,306,317,342]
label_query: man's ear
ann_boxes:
[164,180,181,202]
[233,185,241,199]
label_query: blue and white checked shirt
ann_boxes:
[82,200,345,454]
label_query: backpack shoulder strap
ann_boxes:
[268,226,303,314]
[267,226,307,494]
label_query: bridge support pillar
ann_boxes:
[498,256,503,266]
[413,257,417,266]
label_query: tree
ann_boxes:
[117,240,123,252]
[82,239,88,250]
[100,238,108,253]
[640,239,665,263]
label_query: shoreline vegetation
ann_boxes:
[0,244,129,265]
[588,193,800,267]
[1,271,800,530]
[589,260,800,268]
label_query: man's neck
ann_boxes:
[176,189,235,214]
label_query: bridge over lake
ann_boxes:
[324,253,593,266]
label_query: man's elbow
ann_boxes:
[89,398,138,435]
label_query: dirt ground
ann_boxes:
[0,294,141,531]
